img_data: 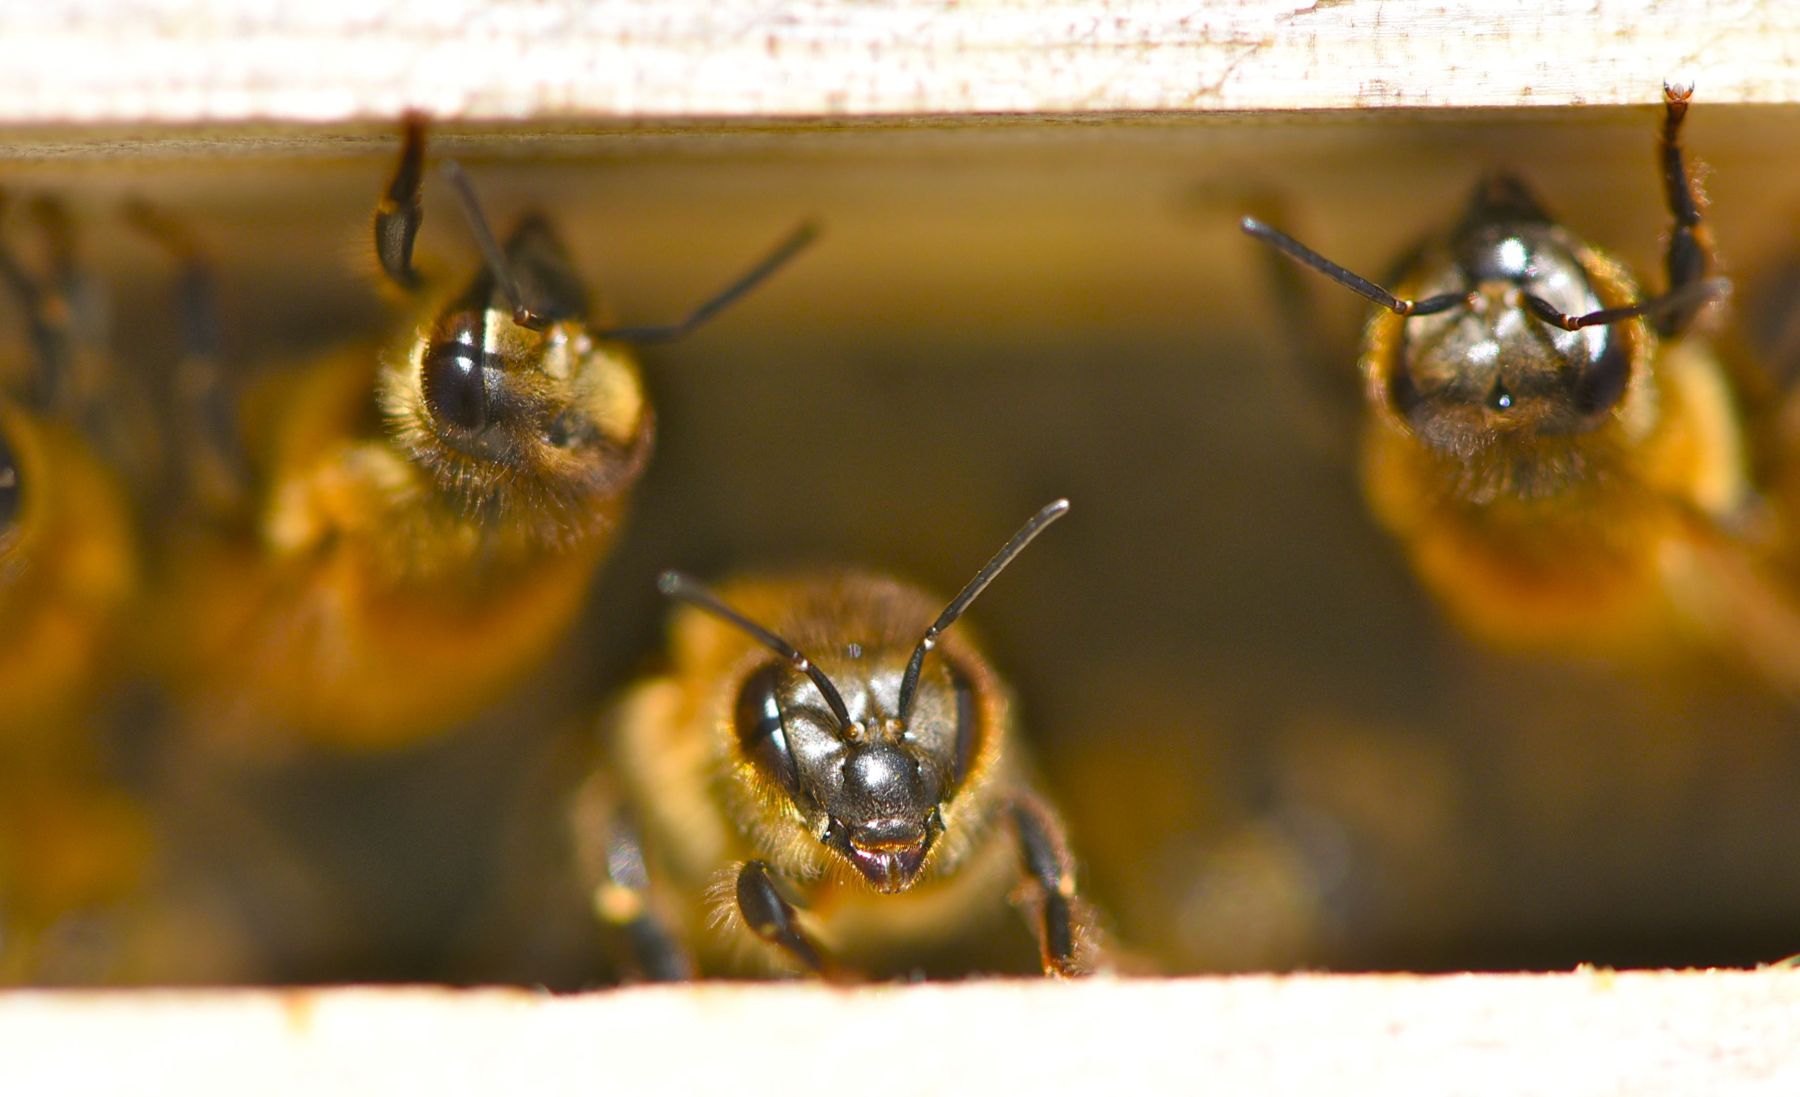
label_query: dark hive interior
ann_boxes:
[4,103,1800,984]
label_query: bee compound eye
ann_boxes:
[735,663,803,798]
[0,426,20,532]
[1387,360,1424,421]
[1575,331,1632,416]
[948,662,979,790]
[421,340,489,434]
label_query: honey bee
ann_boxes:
[0,201,138,740]
[0,389,138,736]
[0,200,153,983]
[1238,85,1798,676]
[572,500,1093,979]
[158,122,815,750]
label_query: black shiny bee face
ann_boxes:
[734,650,978,893]
[662,500,1067,895]
[1387,178,1638,451]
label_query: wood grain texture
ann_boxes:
[0,0,1795,127]
[2,971,1798,1095]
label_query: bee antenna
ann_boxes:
[897,499,1071,722]
[1521,275,1731,332]
[657,570,854,732]
[440,160,548,331]
[595,220,819,345]
[1240,217,1471,318]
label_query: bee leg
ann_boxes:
[1008,792,1086,977]
[734,860,835,978]
[25,195,107,340]
[124,201,249,509]
[374,115,427,292]
[589,809,693,983]
[0,196,73,410]
[26,197,111,399]
[1656,82,1716,338]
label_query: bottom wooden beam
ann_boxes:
[1,970,1796,1095]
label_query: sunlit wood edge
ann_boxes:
[0,0,1797,130]
[2,969,1797,1096]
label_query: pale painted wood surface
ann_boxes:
[1,971,1798,1095]
[0,0,1796,127]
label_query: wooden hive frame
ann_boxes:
[4,3,1800,1094]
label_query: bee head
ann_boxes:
[1379,175,1642,452]
[385,215,653,540]
[728,642,975,893]
[660,499,1069,893]
[377,149,816,543]
[1241,176,1726,461]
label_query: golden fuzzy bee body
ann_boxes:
[162,320,649,750]
[1360,299,1752,659]
[0,398,137,738]
[154,123,807,752]
[0,204,166,985]
[604,575,1032,975]
[0,399,150,981]
[0,199,142,742]
[0,763,154,983]
[1245,87,1787,677]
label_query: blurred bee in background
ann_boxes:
[155,121,816,751]
[0,196,154,982]
[0,764,157,985]
[1241,85,1800,685]
[0,199,141,735]
[571,500,1095,979]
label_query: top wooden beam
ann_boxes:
[2,0,1797,127]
